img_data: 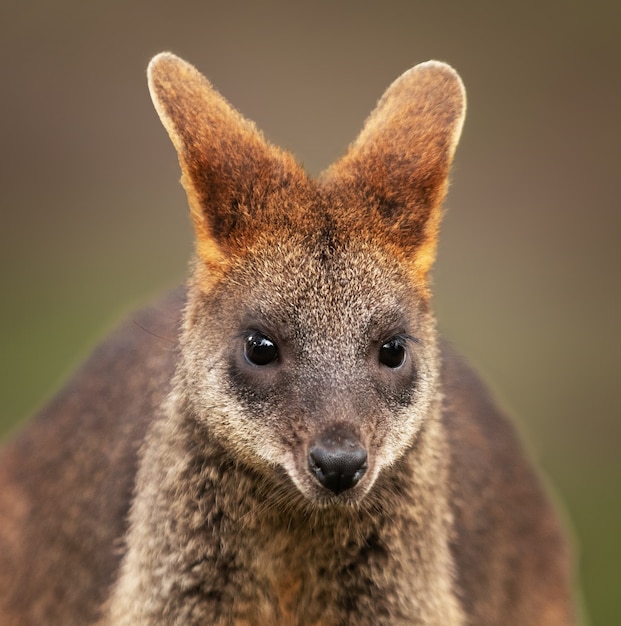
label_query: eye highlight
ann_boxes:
[379,336,408,369]
[243,332,278,366]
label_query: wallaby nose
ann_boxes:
[308,430,368,494]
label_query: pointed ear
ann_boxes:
[147,52,304,278]
[323,61,466,284]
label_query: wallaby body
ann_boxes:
[0,54,575,624]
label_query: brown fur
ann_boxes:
[0,53,576,625]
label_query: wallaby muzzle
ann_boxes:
[308,427,368,494]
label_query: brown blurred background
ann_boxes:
[0,1,619,622]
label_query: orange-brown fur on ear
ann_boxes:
[147,53,311,288]
[322,61,466,289]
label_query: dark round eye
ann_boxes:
[244,332,278,366]
[379,337,407,368]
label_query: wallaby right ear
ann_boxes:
[322,61,466,287]
[147,52,303,280]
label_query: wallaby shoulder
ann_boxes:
[441,343,575,624]
[0,288,184,626]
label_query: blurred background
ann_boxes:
[0,1,619,622]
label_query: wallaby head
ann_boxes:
[147,53,465,506]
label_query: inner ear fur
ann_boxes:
[322,61,466,283]
[147,52,306,274]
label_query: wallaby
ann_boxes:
[0,52,576,625]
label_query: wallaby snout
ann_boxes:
[308,427,368,494]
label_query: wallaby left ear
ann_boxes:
[323,61,466,283]
[147,52,305,281]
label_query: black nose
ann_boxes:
[308,430,368,494]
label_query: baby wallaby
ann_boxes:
[0,53,576,625]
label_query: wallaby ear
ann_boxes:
[147,52,304,278]
[323,61,466,284]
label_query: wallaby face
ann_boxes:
[149,53,463,506]
[181,237,439,503]
[0,52,576,626]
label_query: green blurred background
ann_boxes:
[1,1,619,622]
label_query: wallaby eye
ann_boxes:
[379,337,407,369]
[244,332,278,366]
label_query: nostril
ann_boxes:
[308,444,368,495]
